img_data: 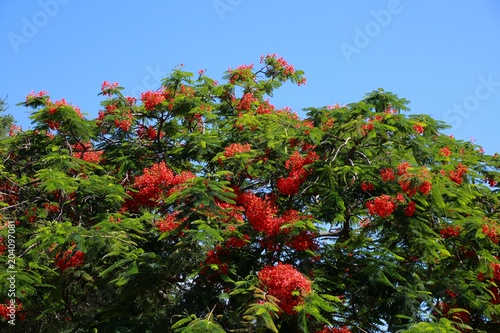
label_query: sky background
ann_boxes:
[1,1,499,154]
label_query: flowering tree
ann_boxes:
[1,55,500,332]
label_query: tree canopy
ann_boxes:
[0,97,14,139]
[1,55,500,333]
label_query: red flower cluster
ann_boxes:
[101,81,119,95]
[223,143,251,158]
[55,249,85,271]
[361,182,375,192]
[0,180,19,205]
[404,201,416,216]
[239,192,281,236]
[447,163,468,185]
[128,162,196,209]
[43,202,60,214]
[141,90,165,111]
[137,124,161,140]
[215,201,244,225]
[439,147,452,157]
[397,162,410,175]
[482,223,499,244]
[361,122,374,134]
[26,89,48,100]
[0,300,23,321]
[236,92,257,111]
[380,168,395,182]
[155,213,182,233]
[200,245,229,279]
[485,176,497,187]
[397,163,432,196]
[366,194,397,218]
[258,263,312,315]
[413,123,424,134]
[114,109,134,131]
[72,142,103,164]
[439,225,462,238]
[436,302,470,327]
[48,98,67,114]
[225,235,250,249]
[487,263,500,304]
[418,181,432,195]
[276,151,319,195]
[0,237,6,255]
[315,326,352,333]
[256,100,275,114]
[287,230,317,251]
[321,117,335,131]
[261,53,296,75]
[228,64,254,84]
[237,191,312,246]
[46,120,60,131]
[8,124,22,136]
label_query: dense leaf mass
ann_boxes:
[1,55,500,332]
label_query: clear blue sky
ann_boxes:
[1,1,499,153]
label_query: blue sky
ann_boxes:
[1,1,499,153]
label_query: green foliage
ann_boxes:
[0,97,14,139]
[1,56,500,332]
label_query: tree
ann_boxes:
[0,97,14,139]
[0,55,499,332]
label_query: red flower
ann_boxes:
[361,182,375,192]
[55,249,85,271]
[0,238,6,255]
[277,151,318,195]
[287,231,318,251]
[366,194,397,218]
[126,162,195,209]
[72,142,103,164]
[256,100,275,114]
[113,109,134,131]
[8,124,22,136]
[448,163,468,184]
[0,300,23,321]
[156,213,182,233]
[43,202,60,213]
[236,92,257,111]
[223,143,251,158]
[277,176,302,195]
[200,245,230,281]
[397,162,411,176]
[380,168,395,182]
[482,223,499,244]
[101,81,119,95]
[413,123,424,134]
[137,125,161,140]
[225,235,250,248]
[258,263,312,315]
[418,181,432,195]
[440,225,461,238]
[405,201,416,216]
[46,120,60,130]
[361,123,374,134]
[228,64,254,84]
[439,147,451,157]
[141,90,165,111]
[316,326,352,333]
[239,192,282,236]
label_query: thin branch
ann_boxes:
[329,137,351,163]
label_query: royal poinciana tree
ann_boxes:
[1,55,500,332]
